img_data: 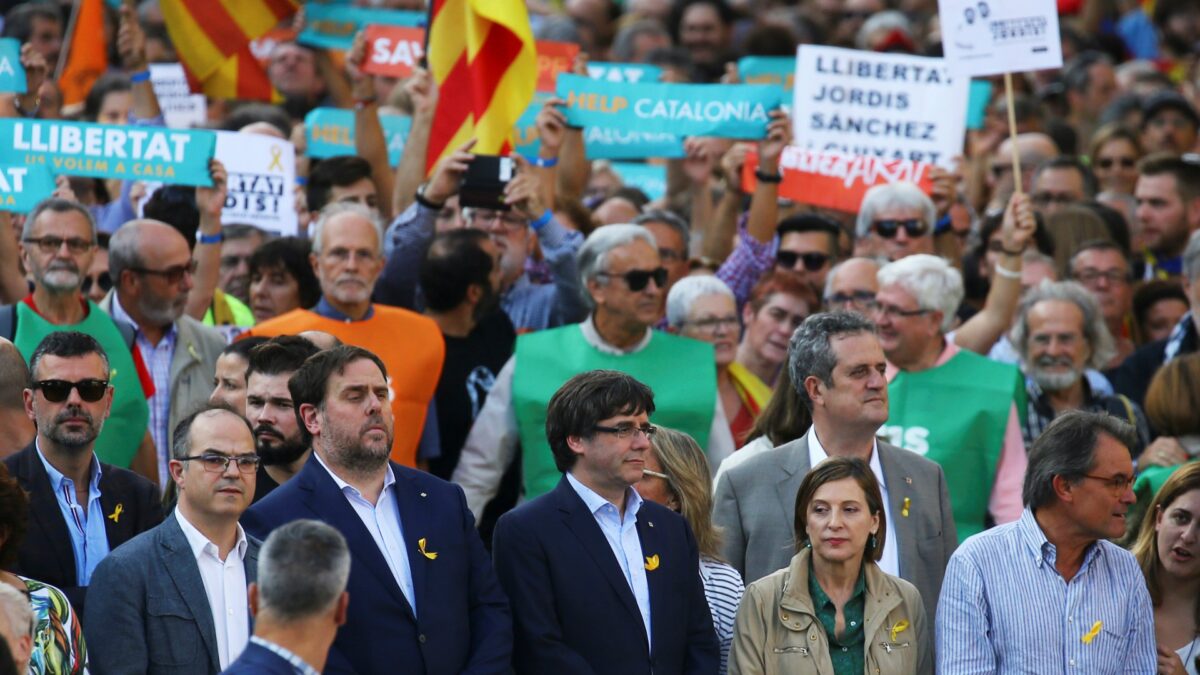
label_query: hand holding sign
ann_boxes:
[536,97,568,156]
[929,164,959,219]
[999,192,1036,254]
[19,43,44,96]
[759,110,792,175]
[682,138,719,186]
[117,0,148,71]
[504,155,546,222]
[197,159,228,224]
[721,143,753,191]
[426,139,476,205]
[406,67,437,120]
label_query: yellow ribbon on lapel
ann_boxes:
[901,497,911,518]
[889,620,909,642]
[644,554,659,571]
[1082,621,1102,644]
[107,504,124,523]
[418,538,438,560]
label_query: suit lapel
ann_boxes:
[18,446,77,584]
[160,515,220,670]
[775,437,812,526]
[393,469,428,618]
[878,443,917,577]
[635,509,662,657]
[556,479,644,625]
[99,469,133,549]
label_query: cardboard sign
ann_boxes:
[149,64,206,130]
[304,107,411,166]
[938,0,1062,76]
[298,4,422,51]
[739,56,795,90]
[791,46,967,168]
[742,147,934,213]
[362,25,425,78]
[586,62,662,84]
[536,40,580,93]
[0,163,53,213]
[610,162,666,201]
[0,39,26,94]
[215,131,297,236]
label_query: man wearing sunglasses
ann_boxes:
[4,331,162,613]
[854,182,937,262]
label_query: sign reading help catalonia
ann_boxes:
[556,74,782,139]
[0,119,216,185]
[304,108,412,166]
[0,163,54,213]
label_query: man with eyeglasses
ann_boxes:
[854,182,937,262]
[937,411,1155,675]
[4,331,161,612]
[1029,157,1097,217]
[492,369,719,673]
[1069,241,1136,367]
[3,198,157,480]
[87,405,261,675]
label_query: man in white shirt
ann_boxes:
[86,406,261,675]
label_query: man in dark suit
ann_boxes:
[713,311,958,623]
[492,370,720,674]
[242,345,511,675]
[86,406,262,674]
[222,519,349,675]
[4,331,160,612]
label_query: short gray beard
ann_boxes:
[1031,367,1081,392]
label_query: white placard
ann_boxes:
[791,46,968,169]
[938,0,1062,76]
[215,131,297,236]
[148,64,206,129]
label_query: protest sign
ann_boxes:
[610,162,666,201]
[215,131,297,236]
[0,39,26,94]
[586,62,662,84]
[791,46,967,168]
[304,107,412,166]
[537,41,580,92]
[0,163,54,213]
[298,4,422,51]
[0,119,216,185]
[513,99,684,160]
[149,64,206,129]
[966,80,993,130]
[557,74,781,139]
[362,25,425,78]
[739,56,795,90]
[513,102,542,156]
[743,147,933,214]
[938,0,1062,77]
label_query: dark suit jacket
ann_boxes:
[84,512,261,675]
[492,477,720,675]
[4,441,162,612]
[220,640,305,675]
[242,454,512,675]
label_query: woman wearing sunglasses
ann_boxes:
[1089,124,1143,196]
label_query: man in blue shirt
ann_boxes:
[936,410,1156,674]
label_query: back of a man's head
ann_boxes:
[256,519,350,624]
[0,339,27,415]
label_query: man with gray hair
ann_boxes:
[855,182,937,262]
[936,410,1155,673]
[221,520,349,675]
[454,224,735,521]
[634,210,691,294]
[0,584,32,673]
[243,201,445,469]
[874,254,1027,540]
[712,310,956,622]
[1011,281,1151,451]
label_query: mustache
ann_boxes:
[54,405,93,425]
[1034,355,1075,369]
[253,423,282,438]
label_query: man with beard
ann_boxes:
[105,219,226,489]
[3,199,156,478]
[1011,281,1151,454]
[4,331,161,611]
[1133,153,1200,280]
[241,203,445,469]
[242,345,512,675]
[244,336,320,502]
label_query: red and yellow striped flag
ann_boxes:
[58,0,108,108]
[161,0,298,102]
[426,0,537,173]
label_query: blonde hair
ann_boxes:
[649,427,723,560]
[1131,462,1200,627]
[1145,353,1200,436]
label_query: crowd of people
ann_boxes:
[0,0,1198,673]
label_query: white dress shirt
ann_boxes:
[174,508,250,669]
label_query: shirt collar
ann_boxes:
[249,637,320,675]
[1018,507,1104,569]
[580,315,654,355]
[174,507,249,562]
[313,449,396,498]
[806,427,883,482]
[565,471,643,522]
[314,296,375,322]
[35,438,102,493]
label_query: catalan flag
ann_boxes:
[426,0,537,173]
[58,0,108,108]
[161,0,298,102]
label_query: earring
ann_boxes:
[869,533,877,550]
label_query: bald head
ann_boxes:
[996,133,1058,167]
[298,330,342,350]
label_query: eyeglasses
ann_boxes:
[1073,268,1130,286]
[23,236,94,255]
[1031,192,1078,207]
[597,267,668,292]
[33,379,109,402]
[776,250,831,271]
[178,453,262,474]
[1081,473,1133,495]
[872,219,928,239]
[130,260,198,284]
[684,316,740,333]
[873,303,930,319]
[592,424,657,439]
[219,254,253,270]
[827,290,879,311]
[81,271,112,295]
[1096,157,1136,170]
[658,247,686,263]
[468,209,527,230]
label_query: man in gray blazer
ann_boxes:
[86,406,262,674]
[713,311,956,621]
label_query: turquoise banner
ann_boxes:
[304,107,411,166]
[586,62,663,84]
[513,99,683,160]
[513,103,542,156]
[738,56,795,90]
[0,119,216,186]
[298,5,423,51]
[556,74,781,139]
[966,80,993,130]
[0,39,26,94]
[610,162,666,201]
[0,163,54,213]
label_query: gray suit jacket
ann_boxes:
[84,512,261,675]
[712,435,956,622]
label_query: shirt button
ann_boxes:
[842,647,848,652]
[418,634,426,644]
[1069,659,1075,667]
[850,621,857,626]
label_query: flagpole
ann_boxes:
[1003,71,1022,195]
[55,0,84,82]
[421,0,435,69]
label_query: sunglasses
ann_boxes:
[23,236,93,255]
[1096,157,1136,170]
[81,271,112,295]
[776,250,830,271]
[872,219,928,239]
[598,267,668,292]
[33,379,109,403]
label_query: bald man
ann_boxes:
[0,338,34,458]
[988,133,1059,214]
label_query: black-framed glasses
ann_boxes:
[81,271,112,295]
[776,250,831,271]
[178,453,261,474]
[33,379,109,403]
[658,247,686,263]
[873,303,931,319]
[597,267,667,292]
[130,260,198,284]
[592,424,657,439]
[1081,473,1133,495]
[1031,192,1078,207]
[23,236,93,255]
[827,290,879,311]
[872,219,928,239]
[1073,268,1131,286]
[1096,157,1136,170]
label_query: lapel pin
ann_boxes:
[1082,620,1102,644]
[647,521,654,528]
[420,492,427,497]
[107,503,124,523]
[644,554,659,571]
[901,497,911,518]
[417,537,438,560]
[889,620,910,642]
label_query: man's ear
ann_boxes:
[299,402,322,437]
[1051,474,1077,503]
[334,591,349,626]
[466,283,483,305]
[248,583,259,617]
[804,375,825,407]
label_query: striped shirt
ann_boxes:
[249,637,320,675]
[110,293,177,484]
[700,557,743,675]
[936,508,1156,674]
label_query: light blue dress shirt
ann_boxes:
[565,472,652,651]
[936,508,1156,674]
[36,442,109,585]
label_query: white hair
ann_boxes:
[1010,280,1116,370]
[311,202,385,256]
[576,224,658,307]
[666,276,734,329]
[855,182,937,238]
[876,254,963,332]
[0,582,33,644]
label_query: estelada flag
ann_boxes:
[58,0,108,108]
[426,0,537,173]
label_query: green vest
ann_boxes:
[14,301,150,468]
[512,325,718,499]
[881,349,1024,541]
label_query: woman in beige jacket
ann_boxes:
[728,457,931,675]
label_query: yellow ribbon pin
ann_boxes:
[107,504,123,523]
[889,620,910,642]
[417,538,437,560]
[901,497,911,518]
[268,145,284,171]
[644,555,660,571]
[1082,621,1102,644]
